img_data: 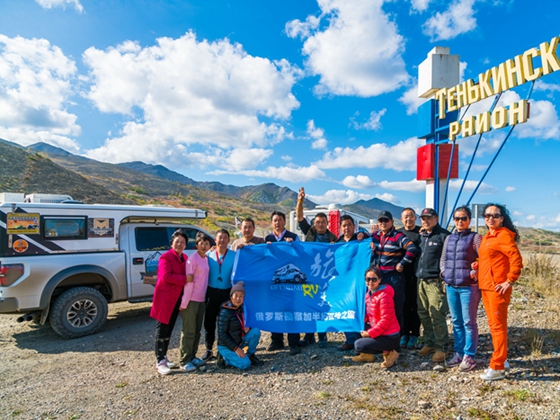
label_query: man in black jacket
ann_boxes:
[415,208,450,363]
[216,282,263,369]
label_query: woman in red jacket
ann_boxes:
[352,267,401,368]
[478,203,523,381]
[150,229,189,375]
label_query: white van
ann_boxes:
[0,193,213,338]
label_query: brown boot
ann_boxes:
[432,350,446,363]
[382,350,399,368]
[417,346,435,357]
[352,353,375,363]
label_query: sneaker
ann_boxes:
[157,359,171,375]
[249,354,264,367]
[480,368,506,381]
[459,355,477,372]
[447,352,463,367]
[191,357,206,368]
[201,349,213,361]
[337,342,354,351]
[163,356,178,369]
[181,362,196,373]
[417,346,435,357]
[352,353,375,363]
[382,350,399,368]
[400,335,410,348]
[407,336,419,350]
[432,350,446,363]
[266,341,285,351]
[289,345,301,356]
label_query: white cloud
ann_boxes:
[286,0,409,97]
[315,137,422,170]
[281,155,292,162]
[351,109,387,131]
[35,0,83,13]
[505,186,516,192]
[342,175,377,189]
[526,214,536,221]
[375,193,400,204]
[516,100,560,140]
[423,0,477,41]
[379,179,426,192]
[411,0,433,13]
[448,179,497,194]
[535,80,560,92]
[211,164,326,183]
[312,138,328,149]
[84,32,301,165]
[399,81,426,115]
[0,35,81,152]
[308,189,373,205]
[512,210,523,216]
[307,119,328,149]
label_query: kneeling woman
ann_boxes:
[217,282,263,369]
[353,267,400,368]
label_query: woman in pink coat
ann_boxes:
[150,229,189,375]
[352,267,401,368]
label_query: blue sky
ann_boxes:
[1,0,559,230]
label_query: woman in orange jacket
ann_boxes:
[478,203,523,381]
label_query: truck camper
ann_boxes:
[0,192,213,338]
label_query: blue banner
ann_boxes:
[232,239,371,333]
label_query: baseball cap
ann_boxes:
[420,208,438,218]
[377,211,393,221]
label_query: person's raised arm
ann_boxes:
[296,187,305,222]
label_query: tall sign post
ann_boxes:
[417,47,460,224]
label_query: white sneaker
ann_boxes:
[480,368,505,381]
[164,356,178,369]
[182,362,196,372]
[157,359,171,375]
[447,352,463,367]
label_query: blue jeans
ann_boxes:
[446,285,481,357]
[218,328,261,370]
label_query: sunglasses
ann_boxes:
[484,213,502,219]
[365,277,380,282]
[378,218,390,223]
[454,216,469,222]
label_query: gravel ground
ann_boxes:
[1,282,560,420]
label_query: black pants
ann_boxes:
[354,333,400,354]
[271,332,300,347]
[380,271,405,333]
[155,294,182,363]
[402,271,421,337]
[204,286,231,350]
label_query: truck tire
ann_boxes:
[49,287,108,338]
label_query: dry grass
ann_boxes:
[520,253,560,303]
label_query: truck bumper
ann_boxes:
[0,297,19,313]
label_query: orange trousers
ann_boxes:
[481,288,511,370]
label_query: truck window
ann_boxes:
[135,227,215,252]
[43,216,87,240]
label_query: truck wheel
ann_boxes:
[49,287,108,338]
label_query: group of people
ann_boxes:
[149,186,523,382]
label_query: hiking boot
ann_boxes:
[459,355,476,372]
[352,353,375,363]
[249,354,264,367]
[267,341,285,351]
[432,350,446,363]
[201,349,214,361]
[337,342,354,351]
[191,357,206,368]
[157,359,171,375]
[480,368,506,381]
[447,352,463,367]
[382,350,399,368]
[417,346,435,357]
[318,338,327,348]
[400,335,409,348]
[216,353,226,369]
[289,345,301,355]
[407,336,419,349]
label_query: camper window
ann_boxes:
[42,216,87,240]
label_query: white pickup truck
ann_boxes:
[0,193,213,338]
